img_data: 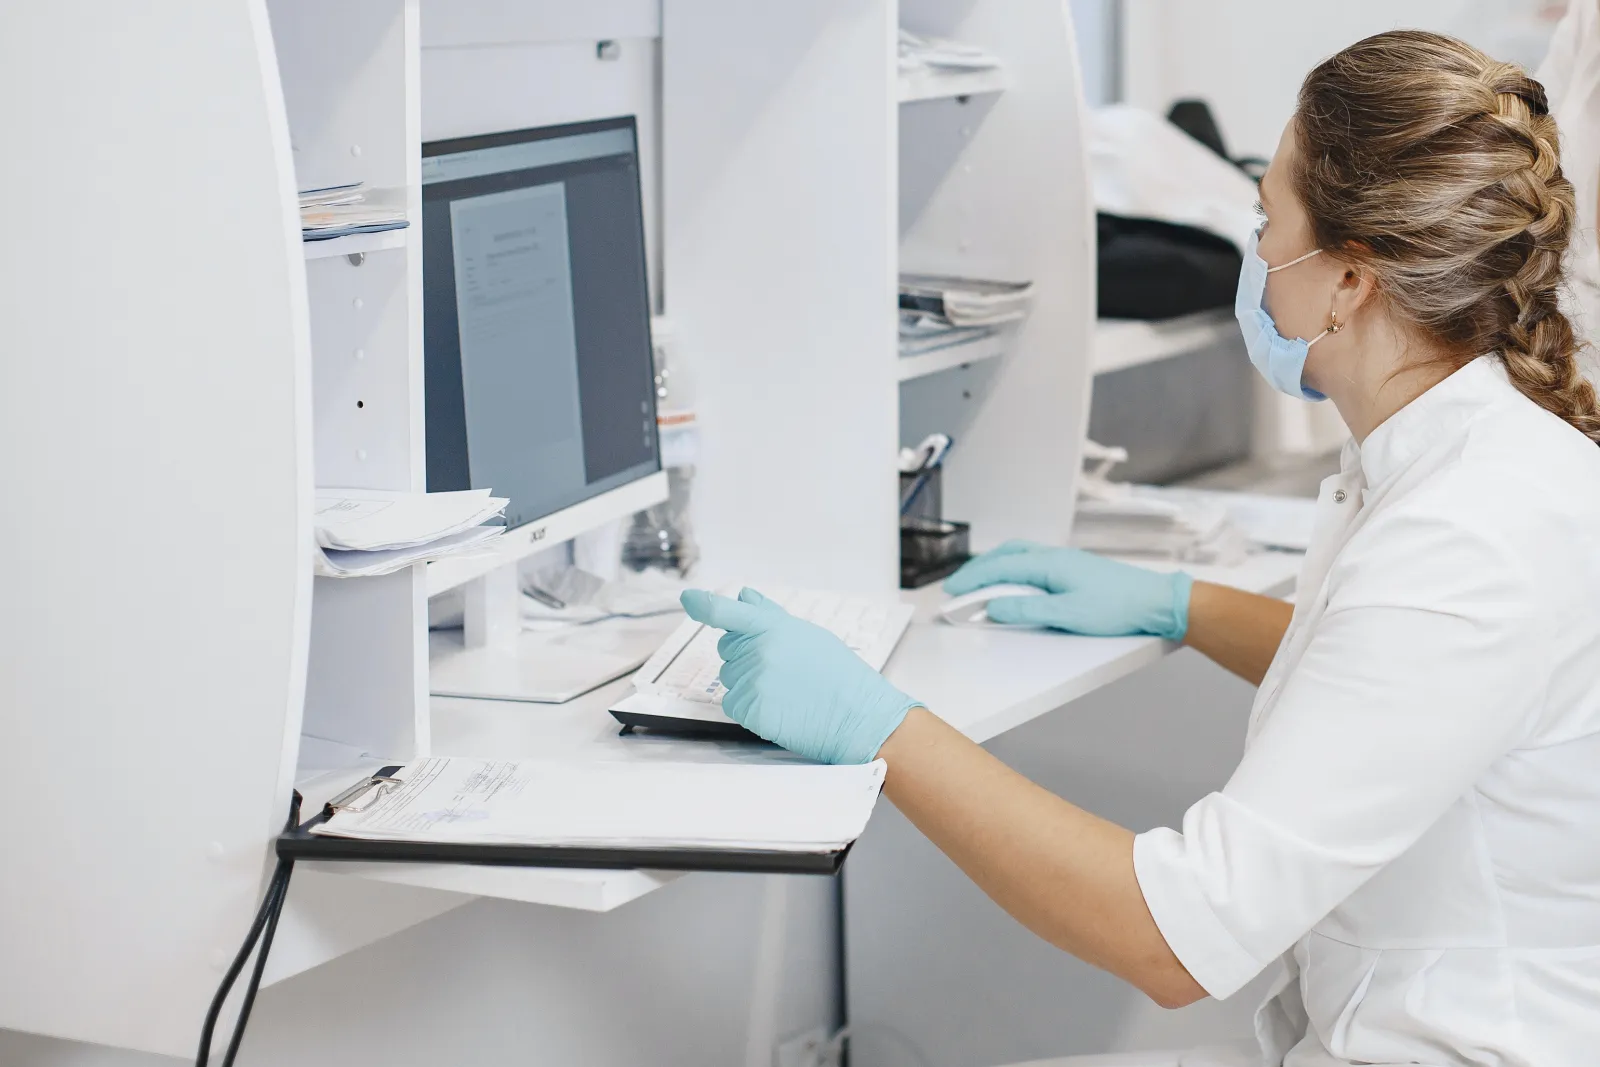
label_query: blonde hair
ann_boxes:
[1292,29,1600,442]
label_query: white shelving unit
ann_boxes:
[1,0,1105,1057]
[0,0,449,1054]
[897,65,1009,103]
[1093,308,1238,376]
[895,1,1095,551]
[274,0,431,791]
[663,0,1091,585]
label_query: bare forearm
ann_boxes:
[1182,580,1293,685]
[878,708,1206,1008]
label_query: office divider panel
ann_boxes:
[0,0,313,1054]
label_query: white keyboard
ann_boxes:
[633,588,915,706]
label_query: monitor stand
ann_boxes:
[428,565,661,704]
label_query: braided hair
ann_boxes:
[1292,30,1600,442]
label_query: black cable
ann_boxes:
[220,860,292,1067]
[194,868,279,1066]
[196,793,301,1067]
[833,869,850,1067]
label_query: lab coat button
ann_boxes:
[1334,489,1347,503]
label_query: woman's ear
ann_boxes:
[1332,258,1379,319]
[1333,242,1380,313]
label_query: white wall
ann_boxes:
[1122,0,1565,161]
[421,36,665,312]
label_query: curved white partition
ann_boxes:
[897,0,1096,551]
[0,0,312,1054]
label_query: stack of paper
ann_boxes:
[300,183,408,242]
[311,757,888,854]
[314,488,507,577]
[897,29,1001,73]
[1144,488,1317,552]
[899,273,1034,328]
[899,312,1000,357]
[1073,484,1249,566]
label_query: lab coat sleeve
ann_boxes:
[1133,501,1548,1000]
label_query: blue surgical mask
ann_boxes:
[1235,230,1338,401]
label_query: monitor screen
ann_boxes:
[422,117,660,532]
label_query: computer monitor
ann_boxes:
[420,117,669,701]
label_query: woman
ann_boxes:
[685,31,1600,1066]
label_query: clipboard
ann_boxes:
[274,766,856,876]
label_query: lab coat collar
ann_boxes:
[1356,356,1512,489]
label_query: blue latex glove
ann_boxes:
[679,587,920,765]
[943,540,1193,640]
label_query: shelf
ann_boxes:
[303,227,409,261]
[296,858,683,912]
[897,66,1008,104]
[896,333,1006,381]
[1092,309,1237,376]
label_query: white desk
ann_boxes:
[884,551,1300,745]
[303,550,1303,911]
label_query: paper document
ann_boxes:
[314,487,507,551]
[899,274,1034,327]
[898,313,1000,356]
[1073,484,1317,562]
[312,487,507,577]
[1073,483,1247,565]
[298,183,365,209]
[315,525,504,578]
[897,29,1001,72]
[1156,488,1318,552]
[312,757,888,853]
[299,183,408,241]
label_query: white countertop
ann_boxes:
[307,549,1304,911]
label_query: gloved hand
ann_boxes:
[679,587,921,765]
[943,540,1193,640]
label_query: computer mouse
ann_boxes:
[937,583,1047,627]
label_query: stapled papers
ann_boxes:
[313,487,507,577]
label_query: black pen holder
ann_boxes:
[899,467,970,588]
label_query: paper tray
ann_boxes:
[277,811,852,876]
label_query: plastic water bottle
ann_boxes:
[624,318,699,575]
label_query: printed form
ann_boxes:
[312,757,887,852]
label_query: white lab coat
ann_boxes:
[1134,356,1600,1066]
[1540,0,1600,352]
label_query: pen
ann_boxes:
[899,433,953,517]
